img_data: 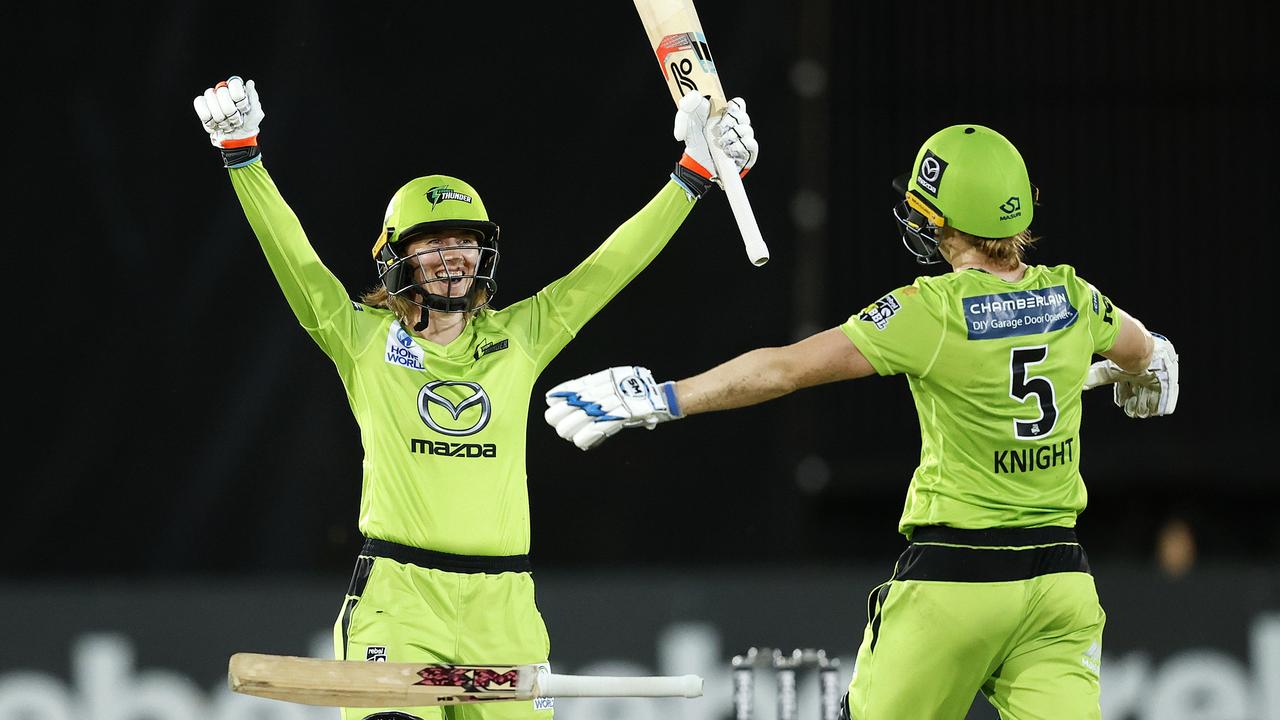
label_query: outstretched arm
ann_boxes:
[544,328,874,450]
[675,328,875,415]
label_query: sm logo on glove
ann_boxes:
[619,375,649,398]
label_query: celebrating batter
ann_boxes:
[544,124,1180,719]
[192,75,757,720]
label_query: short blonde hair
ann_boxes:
[942,227,1039,271]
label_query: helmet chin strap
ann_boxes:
[409,288,472,332]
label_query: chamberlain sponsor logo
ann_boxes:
[965,286,1077,340]
[858,293,901,330]
[385,322,426,370]
[994,437,1075,473]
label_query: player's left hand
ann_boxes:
[544,366,683,450]
[673,93,758,194]
[1083,333,1179,418]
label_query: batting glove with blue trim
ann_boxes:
[544,366,683,450]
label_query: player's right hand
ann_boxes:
[673,93,758,194]
[193,76,264,149]
[544,366,683,450]
[1083,333,1179,418]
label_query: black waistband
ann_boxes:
[909,525,1078,547]
[895,525,1088,583]
[360,538,531,574]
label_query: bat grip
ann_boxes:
[708,139,769,266]
[535,673,704,698]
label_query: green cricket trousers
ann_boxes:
[334,538,554,720]
[845,526,1105,720]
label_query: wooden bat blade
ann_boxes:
[633,0,726,109]
[228,652,704,707]
[228,653,532,707]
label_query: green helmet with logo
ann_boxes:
[892,125,1034,263]
[372,175,501,322]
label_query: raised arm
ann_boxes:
[519,95,759,370]
[194,75,357,360]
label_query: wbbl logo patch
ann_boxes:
[366,646,387,662]
[916,150,948,196]
[858,293,901,331]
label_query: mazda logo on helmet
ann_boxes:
[921,157,941,181]
[915,150,948,196]
[417,381,492,437]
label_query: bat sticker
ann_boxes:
[656,32,718,98]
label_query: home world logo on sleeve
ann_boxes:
[385,321,426,370]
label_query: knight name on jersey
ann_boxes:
[994,437,1075,474]
[965,286,1078,340]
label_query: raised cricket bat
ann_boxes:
[228,652,703,707]
[634,0,770,266]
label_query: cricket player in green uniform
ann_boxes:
[192,75,758,719]
[543,124,1181,719]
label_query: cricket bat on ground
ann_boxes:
[228,652,703,707]
[634,0,770,267]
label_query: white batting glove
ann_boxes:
[193,76,264,151]
[544,366,683,450]
[672,93,759,197]
[1083,334,1180,418]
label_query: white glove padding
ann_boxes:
[193,76,264,148]
[1083,334,1179,418]
[544,366,681,450]
[674,93,759,186]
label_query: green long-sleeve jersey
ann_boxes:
[840,265,1121,537]
[229,161,695,555]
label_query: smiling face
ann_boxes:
[402,228,484,299]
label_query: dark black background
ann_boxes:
[11,1,1275,577]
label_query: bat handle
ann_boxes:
[708,139,769,267]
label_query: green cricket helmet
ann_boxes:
[372,175,500,325]
[892,124,1034,264]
